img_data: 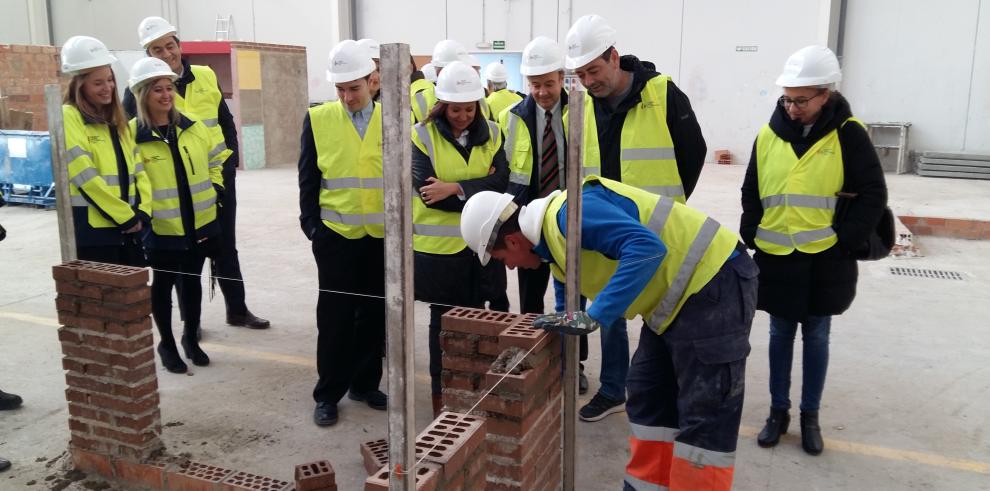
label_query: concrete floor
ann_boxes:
[1,164,989,490]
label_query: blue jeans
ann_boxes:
[599,318,629,401]
[768,315,832,412]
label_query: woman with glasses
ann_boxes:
[739,46,888,455]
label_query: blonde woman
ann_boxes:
[61,36,151,264]
[128,57,229,374]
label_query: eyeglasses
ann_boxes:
[778,90,825,108]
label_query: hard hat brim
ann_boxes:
[564,50,605,71]
[775,73,842,87]
[519,190,560,246]
[435,87,486,103]
[140,31,178,49]
[327,60,377,84]
[129,71,178,91]
[520,62,564,76]
[62,54,118,76]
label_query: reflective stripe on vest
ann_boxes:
[66,145,94,164]
[411,120,500,254]
[502,113,532,186]
[541,176,737,333]
[754,118,853,255]
[310,101,385,239]
[71,167,99,187]
[575,75,685,202]
[152,180,213,201]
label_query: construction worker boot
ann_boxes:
[758,408,790,448]
[801,411,824,455]
[181,326,211,367]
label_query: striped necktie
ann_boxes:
[539,110,559,198]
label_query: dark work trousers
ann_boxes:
[77,241,146,267]
[311,230,386,404]
[535,265,590,363]
[215,164,247,315]
[149,249,207,345]
[415,249,488,395]
[623,253,758,490]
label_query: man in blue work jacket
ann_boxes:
[460,177,757,491]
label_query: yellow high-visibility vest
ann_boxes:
[542,176,737,333]
[486,89,522,124]
[754,118,860,255]
[567,75,685,202]
[131,114,229,238]
[64,105,151,235]
[174,65,225,158]
[308,101,385,239]
[411,79,437,125]
[411,119,502,254]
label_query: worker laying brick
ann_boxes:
[460,176,757,490]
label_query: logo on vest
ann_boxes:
[87,136,104,144]
[818,148,834,156]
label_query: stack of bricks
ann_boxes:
[439,308,522,413]
[0,44,67,130]
[54,260,163,468]
[441,308,563,490]
[364,412,487,490]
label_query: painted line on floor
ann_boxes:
[738,425,990,475]
[5,311,987,474]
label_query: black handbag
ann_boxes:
[833,191,895,261]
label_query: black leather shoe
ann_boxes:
[181,334,211,367]
[227,310,271,329]
[758,408,790,448]
[801,411,824,455]
[0,390,23,411]
[0,457,10,472]
[314,402,338,426]
[157,342,188,374]
[348,390,387,410]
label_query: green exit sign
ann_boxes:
[493,40,505,50]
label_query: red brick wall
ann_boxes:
[0,44,67,131]
[898,215,990,240]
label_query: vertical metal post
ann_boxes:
[562,89,584,489]
[46,84,76,262]
[380,43,416,491]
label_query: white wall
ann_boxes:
[355,0,832,162]
[841,0,990,154]
[0,0,50,45]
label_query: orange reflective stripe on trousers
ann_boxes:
[668,441,735,491]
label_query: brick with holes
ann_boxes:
[441,307,521,337]
[364,462,440,491]
[295,459,336,490]
[360,439,389,475]
[166,462,236,491]
[221,470,293,491]
[414,412,487,479]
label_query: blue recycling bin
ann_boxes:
[0,129,55,208]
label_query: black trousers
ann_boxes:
[524,264,589,362]
[77,242,145,267]
[311,231,386,404]
[149,249,207,344]
[215,165,247,315]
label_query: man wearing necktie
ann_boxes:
[499,36,590,394]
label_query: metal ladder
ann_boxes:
[215,14,233,41]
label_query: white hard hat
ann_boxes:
[60,36,117,75]
[521,36,564,76]
[461,191,519,266]
[326,40,376,84]
[422,63,438,82]
[435,60,486,103]
[128,57,177,90]
[484,63,508,83]
[356,38,380,60]
[138,16,178,48]
[432,39,465,68]
[462,53,481,68]
[519,190,561,246]
[565,14,617,70]
[776,45,842,87]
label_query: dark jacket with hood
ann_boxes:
[506,88,569,205]
[593,55,707,200]
[740,92,887,321]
